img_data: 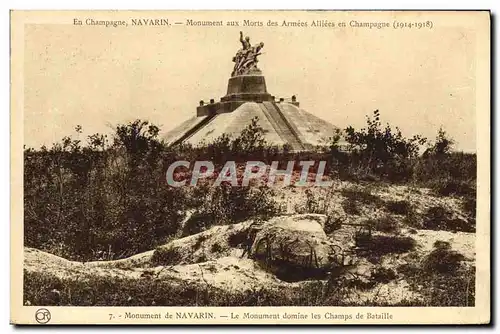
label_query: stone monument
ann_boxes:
[164,32,346,151]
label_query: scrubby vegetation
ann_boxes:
[24,110,477,307]
[398,241,475,306]
[22,270,404,307]
[24,119,281,261]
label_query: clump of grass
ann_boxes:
[210,242,223,253]
[151,246,182,266]
[194,254,207,263]
[342,199,361,215]
[432,178,476,197]
[397,241,474,306]
[385,200,411,215]
[422,205,451,230]
[368,215,400,234]
[423,265,475,306]
[371,267,397,284]
[422,205,474,233]
[423,241,465,275]
[403,206,421,228]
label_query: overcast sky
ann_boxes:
[23,11,479,152]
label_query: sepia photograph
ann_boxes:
[10,9,490,325]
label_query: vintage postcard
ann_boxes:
[10,10,490,325]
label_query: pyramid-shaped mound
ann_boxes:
[164,32,345,151]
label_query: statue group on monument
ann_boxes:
[231,31,265,77]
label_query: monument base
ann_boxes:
[222,75,273,102]
[196,75,273,116]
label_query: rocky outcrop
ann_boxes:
[249,214,333,274]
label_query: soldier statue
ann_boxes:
[231,31,265,77]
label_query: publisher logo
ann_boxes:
[35,308,51,324]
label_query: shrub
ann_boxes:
[204,184,280,225]
[24,121,187,261]
[428,127,454,156]
[414,148,476,191]
[341,188,383,216]
[344,110,426,182]
[194,254,207,263]
[302,189,322,214]
[354,227,373,249]
[22,270,371,306]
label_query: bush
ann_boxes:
[24,121,187,262]
[462,197,476,217]
[343,110,426,181]
[297,188,322,214]
[423,266,475,306]
[200,184,279,226]
[397,261,475,307]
